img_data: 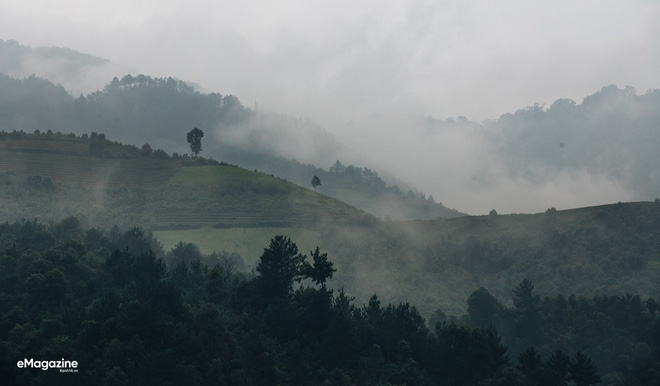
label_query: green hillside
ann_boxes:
[1,132,658,319]
[0,132,371,230]
[0,71,463,220]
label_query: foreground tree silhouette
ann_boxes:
[569,351,601,386]
[512,278,541,344]
[304,246,335,285]
[255,235,308,301]
[186,127,204,156]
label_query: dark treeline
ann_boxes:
[0,218,658,385]
[459,282,660,385]
[0,129,232,166]
[0,73,251,151]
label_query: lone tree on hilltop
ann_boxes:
[186,127,204,156]
[311,175,321,192]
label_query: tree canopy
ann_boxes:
[0,220,656,385]
[186,127,204,156]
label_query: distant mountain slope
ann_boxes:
[3,39,660,214]
[0,70,463,219]
[485,85,660,200]
[222,150,464,219]
[0,38,128,95]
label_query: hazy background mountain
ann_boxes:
[1,38,658,216]
[0,38,130,96]
[2,1,658,215]
[354,87,660,214]
[0,67,461,220]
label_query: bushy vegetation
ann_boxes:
[1,219,657,385]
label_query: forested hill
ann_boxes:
[418,85,660,203]
[0,131,371,230]
[0,215,657,384]
[0,131,658,320]
[0,71,461,220]
[222,150,464,220]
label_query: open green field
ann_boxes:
[153,226,325,266]
[169,165,281,186]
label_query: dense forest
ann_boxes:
[0,219,658,385]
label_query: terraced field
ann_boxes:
[0,136,370,232]
[0,138,180,187]
[0,138,89,153]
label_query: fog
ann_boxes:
[1,0,659,214]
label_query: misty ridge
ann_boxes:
[1,38,659,215]
[0,39,129,97]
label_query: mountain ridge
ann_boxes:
[0,67,462,220]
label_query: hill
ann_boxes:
[0,132,371,230]
[0,132,658,318]
[0,67,461,220]
[0,38,127,96]
[4,40,660,215]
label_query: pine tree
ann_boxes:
[255,235,308,301]
[569,351,601,386]
[304,246,335,285]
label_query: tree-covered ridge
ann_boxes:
[462,281,660,385]
[1,219,657,385]
[474,85,659,198]
[0,72,251,152]
[0,39,120,97]
[223,150,464,220]
[0,73,456,219]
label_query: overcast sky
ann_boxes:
[1,0,659,213]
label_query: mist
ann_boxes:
[0,39,130,96]
[328,111,637,215]
[1,1,659,214]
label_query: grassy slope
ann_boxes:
[0,135,368,227]
[1,134,658,317]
